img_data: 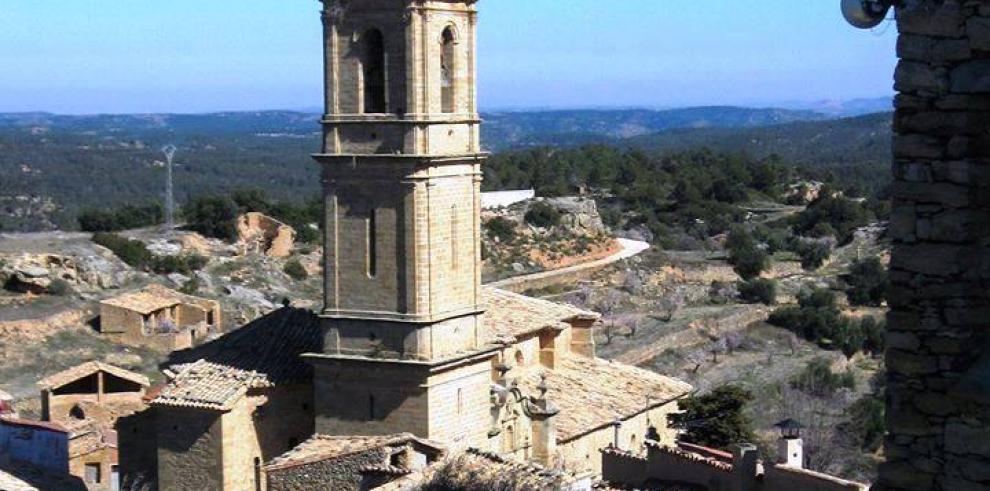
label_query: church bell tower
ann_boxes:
[307,0,495,448]
[316,0,485,360]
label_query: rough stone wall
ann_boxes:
[116,408,159,491]
[266,447,388,491]
[882,2,990,490]
[156,408,222,491]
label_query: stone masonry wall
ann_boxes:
[882,1,990,490]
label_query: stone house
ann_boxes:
[117,308,320,490]
[264,433,446,490]
[37,361,150,490]
[99,284,221,353]
[38,361,149,428]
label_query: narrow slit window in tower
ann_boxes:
[367,207,377,278]
[450,204,458,270]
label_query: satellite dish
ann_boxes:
[841,0,893,29]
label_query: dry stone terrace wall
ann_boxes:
[882,1,990,490]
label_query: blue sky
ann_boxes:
[0,1,897,114]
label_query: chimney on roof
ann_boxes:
[774,419,804,469]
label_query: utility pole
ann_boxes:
[162,145,177,235]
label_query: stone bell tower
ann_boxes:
[306,0,495,449]
[316,0,485,360]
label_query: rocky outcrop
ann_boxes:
[1,253,125,293]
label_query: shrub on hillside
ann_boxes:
[485,217,517,243]
[283,259,308,281]
[797,241,832,271]
[726,227,769,280]
[846,257,888,306]
[78,203,164,232]
[791,192,873,244]
[183,196,239,242]
[791,357,856,397]
[769,286,882,358]
[92,232,153,268]
[737,278,777,305]
[524,202,562,228]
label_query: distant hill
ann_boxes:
[625,112,893,168]
[0,108,889,231]
[482,106,829,151]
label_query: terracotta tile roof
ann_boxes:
[483,288,598,340]
[645,441,733,472]
[37,361,150,391]
[417,448,585,490]
[265,433,443,471]
[0,417,68,434]
[151,307,321,411]
[519,357,692,442]
[101,283,217,315]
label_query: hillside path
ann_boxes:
[486,238,650,290]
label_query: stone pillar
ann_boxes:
[730,444,759,491]
[881,1,990,490]
[527,374,559,468]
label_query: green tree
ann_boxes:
[670,385,755,449]
[846,257,888,306]
[726,226,770,280]
[183,196,239,242]
[737,278,777,305]
[797,241,832,271]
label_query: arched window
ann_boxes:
[440,27,456,113]
[362,29,386,113]
[69,404,85,420]
[514,350,524,367]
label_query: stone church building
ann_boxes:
[118,0,692,489]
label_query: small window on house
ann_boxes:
[367,207,378,278]
[514,350,524,367]
[440,27,456,113]
[85,463,101,484]
[362,29,387,113]
[70,404,86,420]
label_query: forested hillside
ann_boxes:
[0,108,891,231]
